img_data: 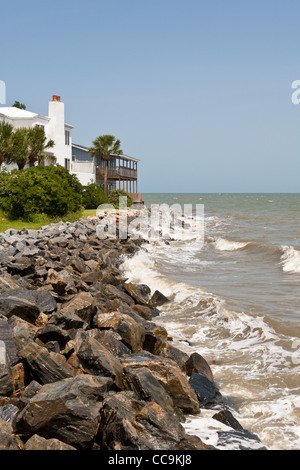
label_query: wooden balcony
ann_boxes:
[96,166,137,180]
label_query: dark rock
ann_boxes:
[189,373,223,409]
[76,336,124,389]
[123,366,174,413]
[165,344,189,371]
[6,258,35,276]
[35,325,71,349]
[46,268,76,295]
[98,391,186,450]
[0,290,41,323]
[143,322,168,356]
[103,284,134,305]
[216,429,267,450]
[96,312,145,353]
[185,352,214,382]
[88,329,131,357]
[150,290,169,307]
[131,304,153,321]
[7,316,38,351]
[212,409,244,431]
[19,341,74,384]
[120,353,200,414]
[123,283,151,305]
[59,292,97,325]
[14,375,113,449]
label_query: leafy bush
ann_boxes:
[0,165,84,220]
[82,182,108,209]
[108,189,133,209]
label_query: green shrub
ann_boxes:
[0,165,84,220]
[82,182,108,209]
[108,189,133,209]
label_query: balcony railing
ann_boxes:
[97,166,137,179]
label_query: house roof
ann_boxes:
[72,144,140,163]
[0,107,39,119]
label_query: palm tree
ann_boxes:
[12,101,26,110]
[27,126,55,167]
[10,128,29,170]
[0,121,13,170]
[89,134,123,196]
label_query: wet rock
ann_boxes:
[14,375,113,449]
[165,344,189,371]
[189,373,223,409]
[123,283,151,305]
[131,304,158,321]
[184,352,214,382]
[150,290,169,307]
[212,409,244,431]
[216,429,267,450]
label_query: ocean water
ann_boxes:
[120,193,300,450]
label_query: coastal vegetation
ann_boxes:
[89,134,123,196]
[0,122,55,170]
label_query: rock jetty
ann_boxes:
[0,209,266,450]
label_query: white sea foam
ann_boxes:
[280,246,300,274]
[212,237,248,251]
[119,239,300,450]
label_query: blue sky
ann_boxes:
[1,0,300,192]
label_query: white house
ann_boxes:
[0,95,142,202]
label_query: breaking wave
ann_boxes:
[280,246,300,274]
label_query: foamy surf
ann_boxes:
[212,237,249,251]
[120,242,300,450]
[280,246,300,274]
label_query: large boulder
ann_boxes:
[19,342,74,385]
[98,391,187,450]
[76,336,124,390]
[14,375,113,449]
[189,373,223,409]
[0,290,41,324]
[120,353,200,415]
[96,312,145,353]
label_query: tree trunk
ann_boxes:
[104,160,108,196]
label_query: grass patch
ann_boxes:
[0,208,97,233]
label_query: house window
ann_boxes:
[65,130,70,145]
[36,125,45,131]
[64,159,70,171]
